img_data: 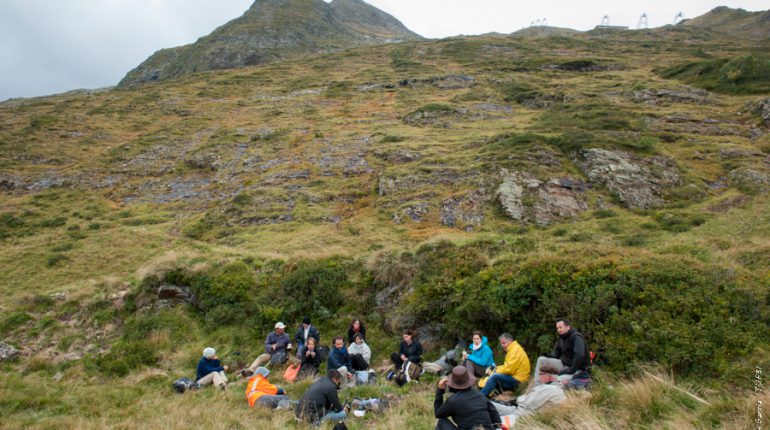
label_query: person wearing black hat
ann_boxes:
[434,366,502,430]
[294,316,320,359]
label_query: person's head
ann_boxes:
[351,319,361,331]
[446,365,475,392]
[333,336,345,349]
[302,316,311,329]
[472,330,483,346]
[306,337,316,350]
[274,321,286,334]
[499,333,514,351]
[203,347,216,359]
[555,318,571,335]
[354,333,364,345]
[402,329,415,344]
[328,369,343,387]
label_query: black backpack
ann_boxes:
[172,377,197,393]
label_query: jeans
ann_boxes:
[480,372,520,397]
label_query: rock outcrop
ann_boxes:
[576,149,681,209]
[0,341,20,362]
[497,171,588,226]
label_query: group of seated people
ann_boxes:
[194,317,590,428]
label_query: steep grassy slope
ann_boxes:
[1,20,770,429]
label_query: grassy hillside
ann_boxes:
[1,21,770,429]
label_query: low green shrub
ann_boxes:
[0,312,33,336]
[657,53,770,94]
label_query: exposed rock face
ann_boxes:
[119,0,422,87]
[750,97,770,125]
[728,167,770,192]
[496,171,587,226]
[634,88,713,105]
[577,149,681,209]
[0,341,20,362]
[440,190,489,230]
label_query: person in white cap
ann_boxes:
[243,322,291,376]
[196,347,229,389]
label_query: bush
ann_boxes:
[381,135,405,143]
[93,339,158,377]
[392,244,770,380]
[653,212,707,232]
[280,258,351,321]
[657,54,770,94]
[193,261,256,311]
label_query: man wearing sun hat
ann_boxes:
[434,366,502,430]
[243,322,292,376]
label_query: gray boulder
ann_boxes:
[497,171,587,226]
[0,341,20,362]
[440,190,489,230]
[728,167,770,192]
[577,149,681,209]
[634,88,713,105]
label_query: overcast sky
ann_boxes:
[1,0,767,101]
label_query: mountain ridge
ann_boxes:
[118,0,422,87]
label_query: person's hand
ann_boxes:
[400,354,407,361]
[462,351,468,359]
[223,365,229,372]
[305,350,311,357]
[438,377,448,390]
[561,379,569,386]
[348,373,354,379]
[271,344,277,351]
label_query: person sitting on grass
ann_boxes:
[245,367,288,408]
[533,318,590,387]
[328,336,356,386]
[390,329,423,369]
[294,316,320,359]
[434,365,502,430]
[348,333,371,371]
[196,347,229,390]
[242,322,291,376]
[295,369,347,425]
[480,333,529,398]
[299,337,322,379]
[347,318,366,343]
[462,331,495,378]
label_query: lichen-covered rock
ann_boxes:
[0,341,20,362]
[577,149,681,209]
[749,97,770,125]
[728,167,770,192]
[634,87,713,105]
[496,171,587,226]
[393,202,430,224]
[440,190,489,230]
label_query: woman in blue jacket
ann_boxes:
[462,331,494,378]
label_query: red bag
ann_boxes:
[283,364,301,383]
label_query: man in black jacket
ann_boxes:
[434,366,502,430]
[296,369,347,424]
[533,318,590,386]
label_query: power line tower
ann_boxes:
[637,13,648,29]
[674,12,684,25]
[601,15,610,27]
[541,18,548,27]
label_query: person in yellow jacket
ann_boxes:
[245,367,288,408]
[480,333,530,398]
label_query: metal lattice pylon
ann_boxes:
[674,12,684,25]
[601,15,610,26]
[637,13,648,29]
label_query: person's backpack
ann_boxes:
[316,345,330,362]
[283,364,301,383]
[332,422,348,430]
[172,377,197,393]
[270,350,288,365]
[405,361,423,382]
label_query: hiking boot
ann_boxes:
[386,371,394,381]
[241,368,254,378]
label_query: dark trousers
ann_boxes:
[391,352,421,368]
[464,360,487,378]
[351,354,369,371]
[436,418,458,430]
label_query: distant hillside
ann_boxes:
[511,26,580,38]
[119,0,422,87]
[681,6,770,40]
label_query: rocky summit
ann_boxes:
[119,0,422,87]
